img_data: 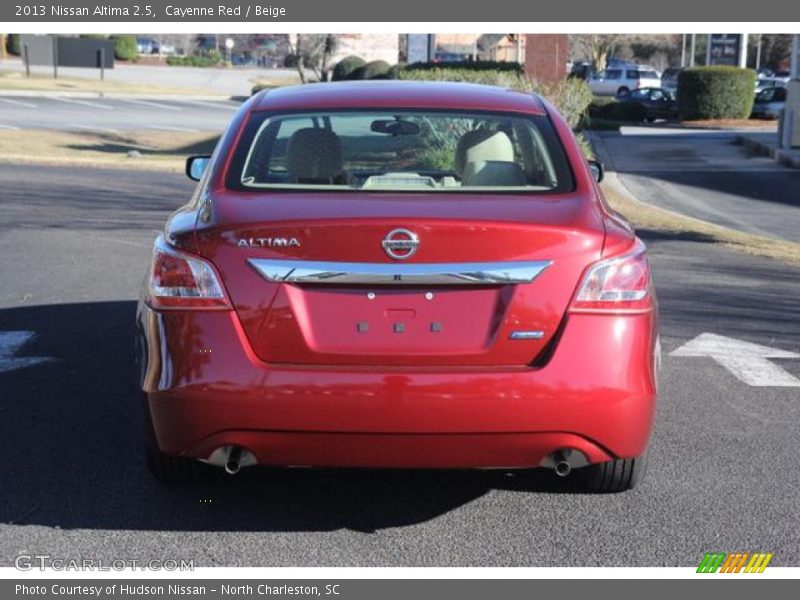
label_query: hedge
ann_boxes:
[166,51,223,67]
[677,67,756,120]
[396,66,527,88]
[349,60,392,80]
[395,66,592,131]
[112,35,138,61]
[6,34,20,56]
[406,60,523,74]
[332,55,366,81]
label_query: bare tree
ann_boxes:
[573,34,621,70]
[288,34,339,83]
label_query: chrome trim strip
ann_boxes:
[248,259,552,286]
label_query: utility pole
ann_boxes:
[738,33,748,68]
[689,34,696,67]
[755,34,762,70]
[681,34,686,67]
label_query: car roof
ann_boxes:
[253,81,546,115]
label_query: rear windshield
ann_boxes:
[228,110,574,194]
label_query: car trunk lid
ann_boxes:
[195,192,605,366]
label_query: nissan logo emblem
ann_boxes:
[382,228,419,260]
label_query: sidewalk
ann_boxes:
[734,132,800,169]
[587,127,800,242]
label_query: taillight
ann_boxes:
[147,237,230,310]
[570,240,652,313]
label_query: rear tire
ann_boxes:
[580,451,648,493]
[141,390,208,485]
[617,86,630,97]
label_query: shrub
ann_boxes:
[532,78,594,130]
[396,67,592,131]
[677,67,756,120]
[406,61,523,74]
[397,66,528,88]
[112,35,138,61]
[350,60,392,80]
[166,51,222,68]
[332,55,365,81]
[251,83,275,95]
[6,34,20,56]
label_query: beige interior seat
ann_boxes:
[455,130,526,187]
[287,128,343,183]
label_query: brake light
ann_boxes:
[570,240,652,312]
[147,237,230,310]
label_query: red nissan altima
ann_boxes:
[136,81,658,492]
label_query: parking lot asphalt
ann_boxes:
[592,126,800,241]
[1,163,799,567]
[0,94,239,132]
[0,60,299,96]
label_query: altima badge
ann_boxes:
[238,237,300,248]
[382,228,419,260]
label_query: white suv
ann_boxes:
[589,67,662,96]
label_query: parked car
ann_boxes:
[755,77,788,94]
[756,68,775,79]
[136,37,157,54]
[751,86,787,119]
[135,37,177,56]
[569,60,594,80]
[589,67,662,96]
[628,87,679,121]
[138,81,658,492]
[660,67,684,93]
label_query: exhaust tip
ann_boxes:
[223,446,244,475]
[554,461,572,477]
[201,444,257,474]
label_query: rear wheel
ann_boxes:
[142,391,208,484]
[617,86,630,96]
[579,452,648,493]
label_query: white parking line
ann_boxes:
[65,124,118,134]
[175,99,238,110]
[0,98,38,109]
[120,98,183,111]
[0,331,53,374]
[51,97,114,110]
[0,124,20,130]
[146,125,197,132]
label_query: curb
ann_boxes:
[0,90,239,102]
[734,134,800,169]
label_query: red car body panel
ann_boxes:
[137,82,658,470]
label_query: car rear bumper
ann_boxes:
[137,303,658,468]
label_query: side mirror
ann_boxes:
[588,160,604,183]
[186,155,211,181]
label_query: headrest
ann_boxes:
[461,160,527,187]
[454,130,515,177]
[287,128,343,181]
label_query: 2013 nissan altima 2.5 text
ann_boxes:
[136,81,659,492]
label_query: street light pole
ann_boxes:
[755,34,762,70]
[681,34,686,67]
